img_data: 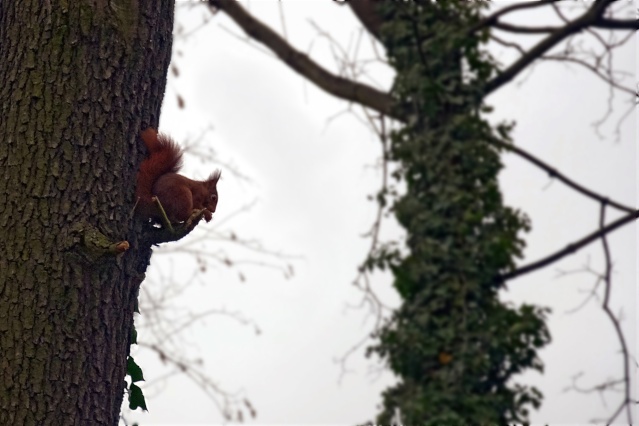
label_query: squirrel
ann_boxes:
[136,128,221,226]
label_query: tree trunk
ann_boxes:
[0,1,174,424]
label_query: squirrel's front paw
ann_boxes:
[185,209,211,228]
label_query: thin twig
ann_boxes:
[598,202,633,424]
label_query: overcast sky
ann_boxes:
[126,2,637,424]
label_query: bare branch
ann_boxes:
[492,21,560,34]
[489,137,636,214]
[498,208,639,283]
[563,372,625,396]
[594,18,638,30]
[307,19,382,89]
[490,34,526,55]
[208,0,396,118]
[486,0,619,95]
[598,203,633,424]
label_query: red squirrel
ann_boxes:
[136,128,220,225]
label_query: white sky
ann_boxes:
[126,1,637,425]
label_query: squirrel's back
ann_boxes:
[136,128,184,211]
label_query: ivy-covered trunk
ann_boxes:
[370,2,550,424]
[0,1,174,424]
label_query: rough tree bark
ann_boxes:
[0,1,174,424]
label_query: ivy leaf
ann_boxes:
[128,383,148,412]
[130,326,138,345]
[127,356,145,383]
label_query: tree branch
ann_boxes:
[593,18,639,30]
[492,21,560,34]
[598,203,633,425]
[208,0,396,118]
[489,137,636,214]
[497,208,639,283]
[485,0,618,95]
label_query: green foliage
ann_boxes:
[126,318,147,413]
[128,383,148,412]
[127,356,145,383]
[367,1,551,424]
[130,326,138,345]
[127,355,147,412]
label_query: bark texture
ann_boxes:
[0,1,174,424]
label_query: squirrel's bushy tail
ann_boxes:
[136,128,184,214]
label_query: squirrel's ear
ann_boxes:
[207,170,221,183]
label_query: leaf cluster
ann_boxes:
[126,320,148,413]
